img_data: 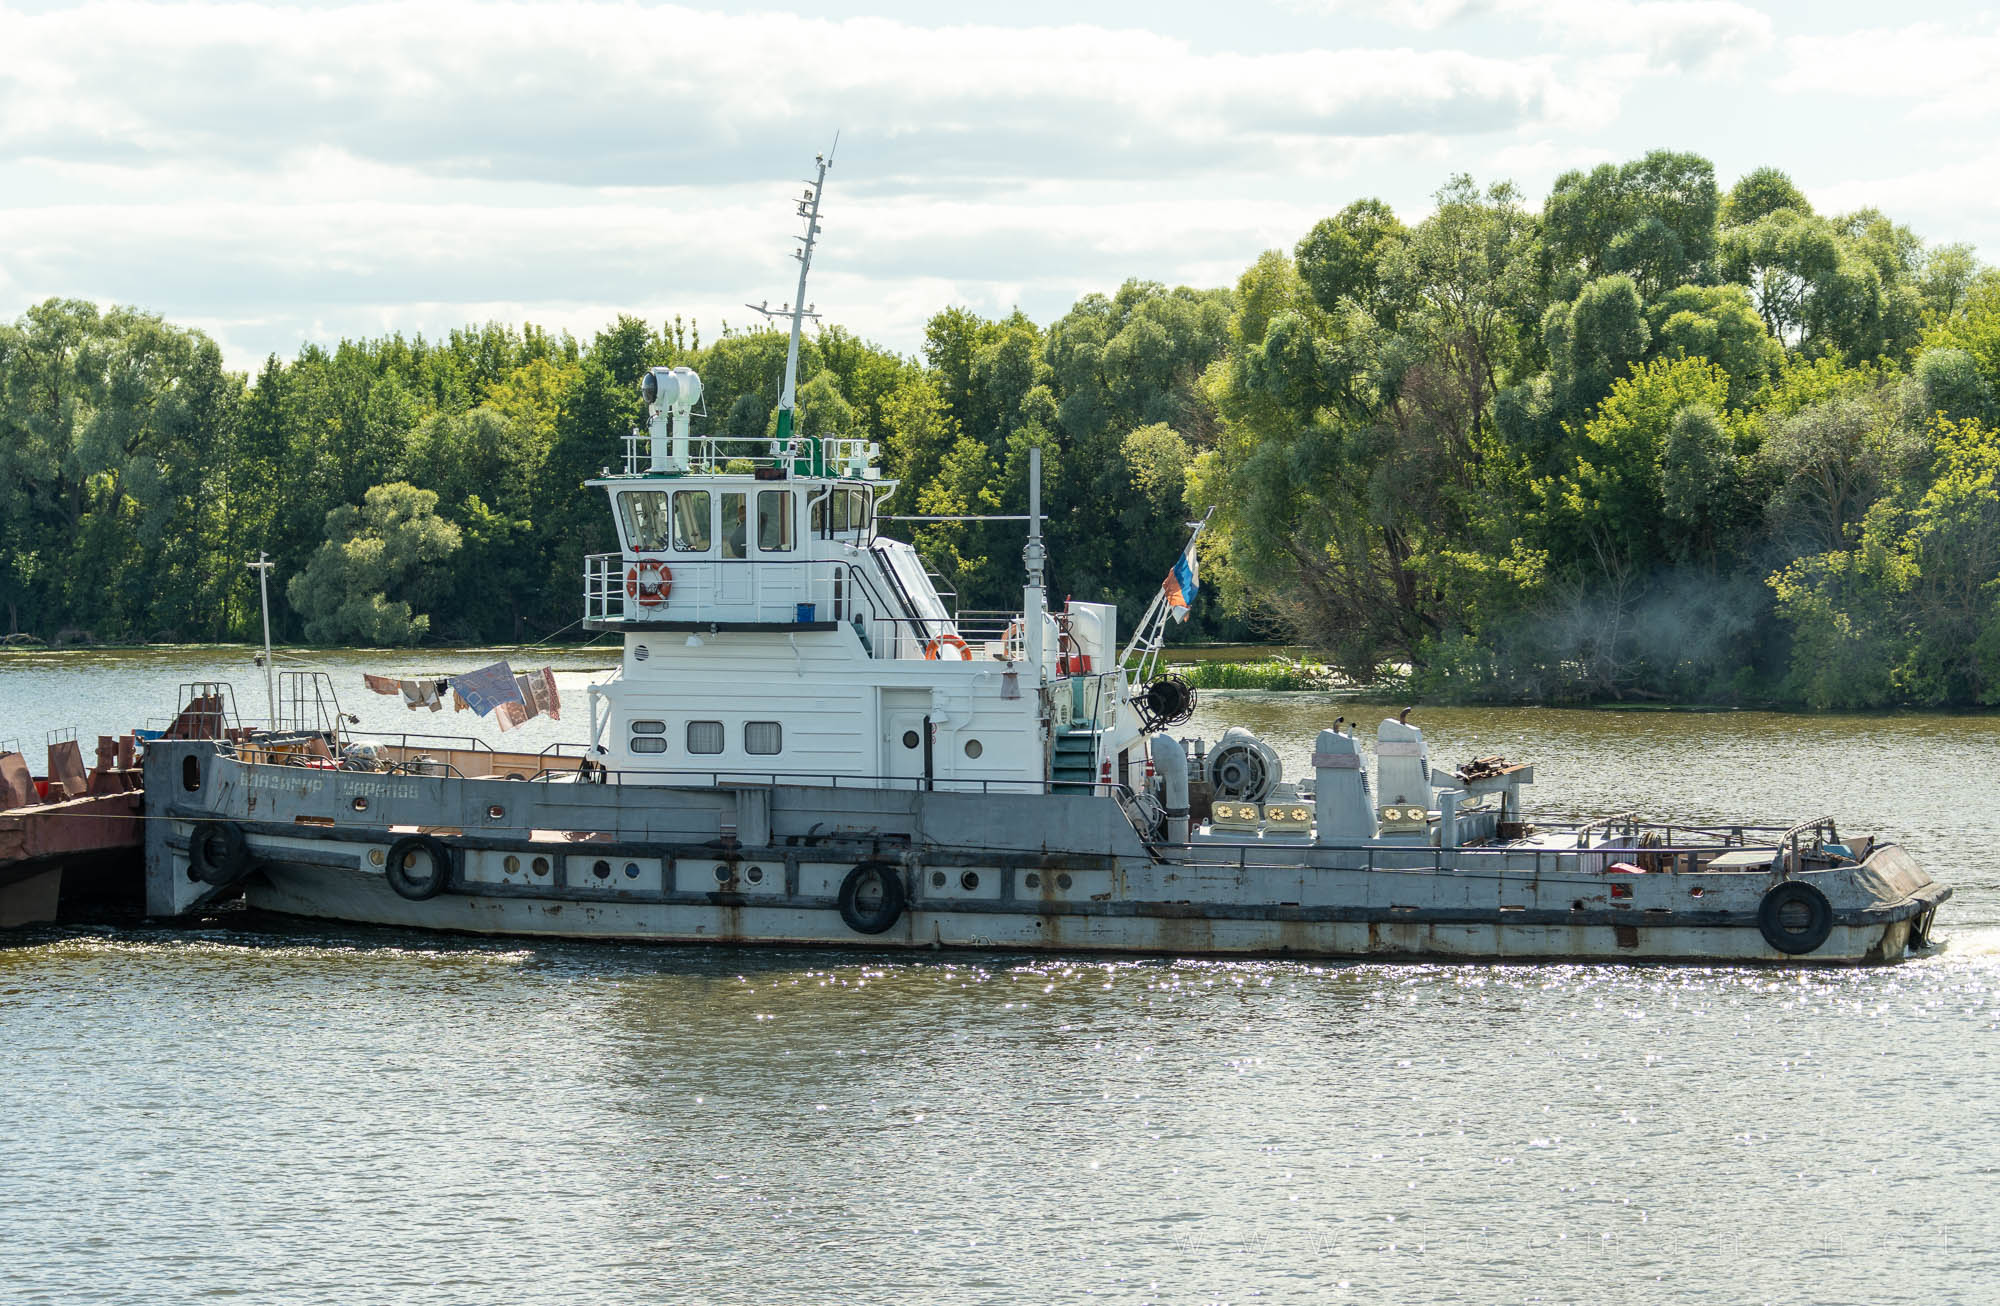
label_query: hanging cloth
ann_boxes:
[540,667,562,722]
[363,673,401,696]
[447,661,526,718]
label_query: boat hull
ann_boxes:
[236,859,1937,965]
[144,743,1948,966]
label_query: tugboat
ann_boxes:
[143,153,1950,964]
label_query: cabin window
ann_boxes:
[757,491,795,552]
[620,491,672,552]
[848,488,870,533]
[720,493,747,560]
[671,491,711,552]
[630,738,667,754]
[831,488,850,532]
[811,491,826,534]
[744,721,782,755]
[687,720,725,754]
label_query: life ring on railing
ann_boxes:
[625,560,672,608]
[1001,620,1024,660]
[925,633,972,661]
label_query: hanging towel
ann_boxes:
[399,679,443,712]
[447,661,525,718]
[541,667,562,722]
[451,689,470,713]
[363,673,401,696]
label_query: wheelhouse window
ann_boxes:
[720,493,747,560]
[744,721,781,755]
[620,492,672,552]
[687,720,724,754]
[830,487,850,532]
[757,491,795,552]
[671,491,711,552]
[848,488,870,534]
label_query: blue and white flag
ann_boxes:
[1163,538,1199,622]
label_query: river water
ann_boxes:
[3,651,1998,1304]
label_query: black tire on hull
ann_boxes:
[838,862,906,935]
[385,834,455,901]
[189,820,251,886]
[1757,880,1835,955]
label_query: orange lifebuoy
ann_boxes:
[925,632,972,661]
[625,560,672,607]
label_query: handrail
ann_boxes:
[1771,815,1839,878]
[1572,811,1638,847]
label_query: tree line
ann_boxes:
[2,150,1997,708]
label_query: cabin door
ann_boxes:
[716,491,753,606]
[883,709,930,791]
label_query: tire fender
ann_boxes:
[384,833,455,901]
[1757,880,1834,955]
[188,820,251,886]
[837,861,906,935]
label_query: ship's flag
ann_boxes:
[1164,538,1199,622]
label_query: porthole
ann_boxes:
[1024,872,1040,889]
[351,796,368,812]
[532,856,550,876]
[625,862,642,879]
[746,865,765,884]
[592,859,612,880]
[715,864,733,883]
[902,730,920,749]
[503,855,520,874]
[634,645,650,662]
[963,739,983,759]
[960,871,980,891]
[488,804,505,820]
[931,871,947,888]
[1056,873,1073,890]
[369,849,386,867]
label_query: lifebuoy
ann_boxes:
[189,820,251,886]
[925,633,972,661]
[1757,880,1834,955]
[625,560,673,608]
[837,861,906,934]
[384,833,455,901]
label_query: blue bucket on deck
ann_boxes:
[796,603,817,623]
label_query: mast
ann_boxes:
[248,551,276,727]
[751,140,835,446]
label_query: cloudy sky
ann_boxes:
[1,0,1995,370]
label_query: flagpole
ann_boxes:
[1121,507,1214,680]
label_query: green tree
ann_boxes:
[286,482,462,645]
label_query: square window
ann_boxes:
[672,491,711,552]
[720,494,746,560]
[687,720,724,754]
[757,491,794,552]
[744,722,781,755]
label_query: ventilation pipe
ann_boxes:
[1312,727,1375,843]
[1150,733,1190,844]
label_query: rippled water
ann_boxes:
[3,655,1999,1303]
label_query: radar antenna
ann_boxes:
[747,137,837,445]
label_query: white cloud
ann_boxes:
[1289,0,1772,72]
[1780,21,2000,120]
[0,2,1581,187]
